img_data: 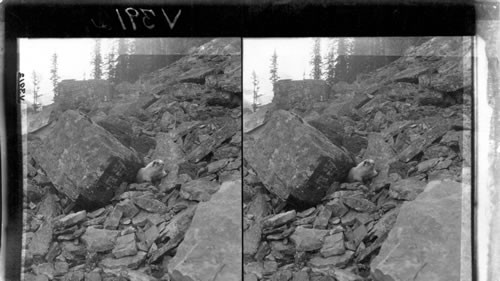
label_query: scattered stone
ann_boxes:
[297,208,316,218]
[416,158,440,173]
[244,222,262,258]
[368,207,400,241]
[271,269,294,281]
[245,273,259,281]
[309,250,354,269]
[62,270,85,281]
[345,224,367,251]
[267,226,295,240]
[84,271,102,281]
[103,207,123,230]
[245,262,264,279]
[292,270,310,281]
[180,179,221,202]
[133,198,167,213]
[116,200,140,218]
[263,210,297,228]
[341,211,372,226]
[126,270,159,281]
[54,211,87,229]
[132,211,163,227]
[81,227,120,252]
[32,263,55,279]
[186,117,239,163]
[54,261,69,276]
[100,251,147,269]
[263,261,279,276]
[84,216,107,227]
[320,232,346,257]
[342,197,376,212]
[142,224,160,250]
[113,233,138,258]
[28,222,53,257]
[57,227,86,241]
[313,207,332,229]
[388,177,427,200]
[45,242,61,262]
[326,199,349,218]
[87,208,106,219]
[290,226,329,252]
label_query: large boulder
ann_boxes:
[273,80,331,112]
[244,110,355,205]
[371,180,471,281]
[31,110,142,207]
[168,181,242,281]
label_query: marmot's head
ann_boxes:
[150,159,165,170]
[358,159,378,178]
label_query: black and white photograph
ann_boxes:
[19,37,242,281]
[4,2,500,281]
[243,37,472,281]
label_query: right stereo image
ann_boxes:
[242,37,472,281]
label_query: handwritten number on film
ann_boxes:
[18,72,26,102]
[115,8,181,30]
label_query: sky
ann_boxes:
[19,38,115,105]
[243,38,333,105]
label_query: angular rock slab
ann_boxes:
[31,110,142,206]
[244,110,355,204]
[168,181,242,281]
[371,180,470,281]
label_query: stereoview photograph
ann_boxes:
[20,38,242,281]
[243,37,472,281]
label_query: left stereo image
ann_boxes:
[18,38,242,281]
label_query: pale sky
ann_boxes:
[19,38,115,105]
[243,38,333,105]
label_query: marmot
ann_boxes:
[136,159,168,183]
[346,159,378,183]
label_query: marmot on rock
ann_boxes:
[136,159,168,183]
[346,159,378,183]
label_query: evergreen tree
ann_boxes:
[334,38,348,82]
[49,53,60,100]
[251,70,262,112]
[324,39,336,86]
[32,71,42,111]
[269,49,279,87]
[105,50,117,82]
[92,39,103,79]
[310,38,322,80]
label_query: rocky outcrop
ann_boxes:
[244,110,355,205]
[273,79,331,113]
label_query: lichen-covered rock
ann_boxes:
[31,110,142,207]
[244,110,355,205]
